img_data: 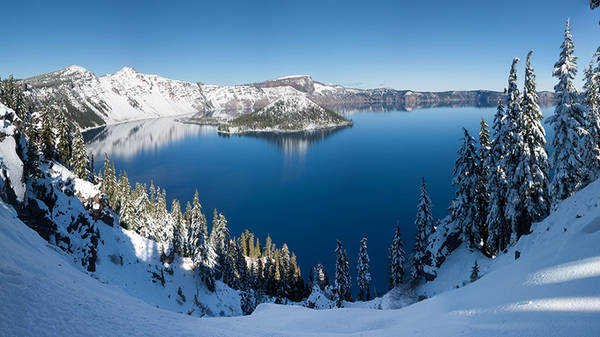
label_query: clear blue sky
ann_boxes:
[2,0,599,91]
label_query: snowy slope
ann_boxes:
[24,66,316,128]
[23,66,558,129]
[3,166,600,336]
[217,95,353,134]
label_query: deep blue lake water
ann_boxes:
[84,106,554,294]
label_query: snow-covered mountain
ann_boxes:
[22,67,558,129]
[217,95,353,134]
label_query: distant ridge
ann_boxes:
[20,65,557,128]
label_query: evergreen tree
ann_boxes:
[450,128,481,247]
[170,199,187,256]
[470,260,480,283]
[508,51,551,241]
[71,128,89,179]
[311,264,329,290]
[188,190,212,289]
[210,210,232,282]
[388,223,405,289]
[23,120,41,178]
[581,50,600,186]
[502,57,530,245]
[547,19,587,202]
[56,111,71,166]
[412,177,434,280]
[281,243,291,285]
[155,188,172,254]
[356,237,371,301]
[476,117,491,247]
[117,172,134,229]
[334,240,351,305]
[486,99,510,254]
[235,238,249,289]
[40,109,54,160]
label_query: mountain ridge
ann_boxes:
[21,65,557,128]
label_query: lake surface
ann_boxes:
[84,106,554,294]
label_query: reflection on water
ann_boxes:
[84,116,351,160]
[83,117,213,158]
[218,126,351,157]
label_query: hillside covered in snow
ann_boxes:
[2,155,599,336]
[216,96,353,134]
[20,67,557,129]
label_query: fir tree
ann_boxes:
[334,240,351,305]
[356,237,371,301]
[509,51,551,241]
[23,120,41,178]
[502,57,530,244]
[547,19,587,202]
[189,190,208,266]
[486,99,510,254]
[210,210,232,281]
[470,260,480,283]
[70,128,89,179]
[117,172,134,229]
[40,109,55,160]
[581,50,600,186]
[412,177,434,280]
[56,111,71,166]
[170,199,187,256]
[235,238,249,289]
[312,264,329,290]
[388,223,405,289]
[450,128,481,247]
[476,117,491,247]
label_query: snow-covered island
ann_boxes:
[216,96,353,134]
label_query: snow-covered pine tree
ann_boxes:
[312,264,329,290]
[155,189,173,255]
[502,57,531,244]
[40,108,55,160]
[23,120,40,178]
[56,111,71,166]
[486,99,510,254]
[547,19,587,202]
[450,128,481,247]
[356,237,371,301]
[282,243,292,283]
[117,172,134,229]
[412,177,434,281]
[581,50,600,186]
[188,190,213,290]
[476,117,491,246]
[334,240,351,305]
[388,223,405,289]
[70,128,89,179]
[470,260,480,282]
[210,210,232,282]
[509,51,551,241]
[170,199,186,256]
